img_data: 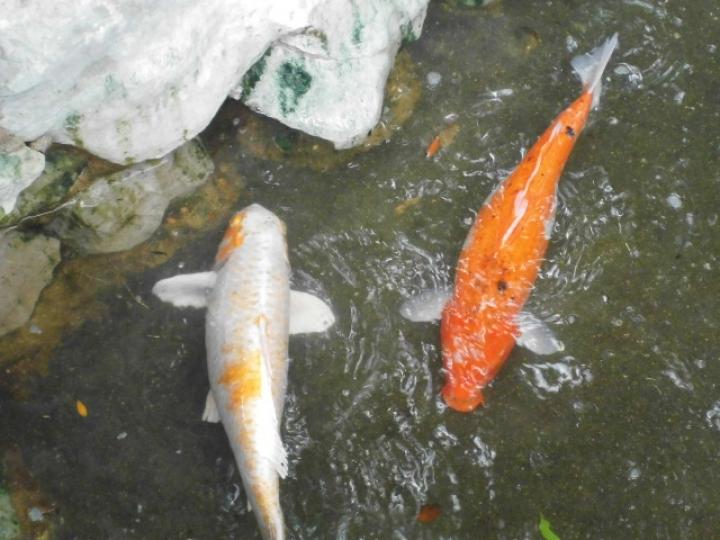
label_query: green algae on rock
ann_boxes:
[0,145,45,217]
[231,50,422,172]
[49,140,214,255]
[241,1,428,148]
[0,146,88,228]
[0,487,20,540]
[0,448,54,540]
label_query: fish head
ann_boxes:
[242,203,287,237]
[215,204,286,264]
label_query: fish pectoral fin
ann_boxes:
[201,390,221,423]
[399,288,452,322]
[289,290,336,334]
[516,311,565,355]
[152,271,217,308]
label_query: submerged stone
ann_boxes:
[0,448,54,538]
[0,144,45,216]
[0,486,19,540]
[0,146,88,228]
[49,140,214,254]
[0,230,61,337]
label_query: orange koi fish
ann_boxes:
[152,204,335,539]
[401,34,618,412]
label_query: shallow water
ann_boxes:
[3,0,720,538]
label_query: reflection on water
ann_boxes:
[3,0,720,538]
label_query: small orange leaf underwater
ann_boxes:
[75,400,88,417]
[417,503,442,523]
[425,123,460,158]
[425,135,442,158]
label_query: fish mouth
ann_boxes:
[441,383,485,412]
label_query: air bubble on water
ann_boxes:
[566,35,578,52]
[705,402,720,430]
[666,193,682,209]
[27,507,44,522]
[426,71,442,88]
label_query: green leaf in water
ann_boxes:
[539,514,561,540]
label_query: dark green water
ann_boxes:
[4,0,720,538]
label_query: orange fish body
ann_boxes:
[440,35,618,412]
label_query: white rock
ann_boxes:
[0,230,61,336]
[1,1,428,163]
[242,1,428,148]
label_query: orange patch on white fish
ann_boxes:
[217,349,263,408]
[216,211,246,263]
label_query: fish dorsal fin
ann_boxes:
[571,33,619,108]
[516,312,565,355]
[269,428,289,479]
[152,271,216,308]
[256,316,289,479]
[201,390,221,423]
[289,291,335,334]
[399,288,452,322]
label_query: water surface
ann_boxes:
[3,0,720,538]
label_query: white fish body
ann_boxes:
[152,204,335,540]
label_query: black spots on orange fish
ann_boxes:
[497,279,508,292]
[565,125,576,137]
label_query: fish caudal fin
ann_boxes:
[571,33,619,108]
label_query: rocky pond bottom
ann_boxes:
[2,1,720,538]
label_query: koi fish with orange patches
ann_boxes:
[152,204,335,540]
[401,35,618,412]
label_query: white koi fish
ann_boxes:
[152,204,335,540]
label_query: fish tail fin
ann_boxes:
[571,33,619,108]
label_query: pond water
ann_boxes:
[3,0,720,538]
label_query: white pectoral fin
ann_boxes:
[151,271,216,308]
[516,312,565,355]
[289,290,335,334]
[201,390,221,423]
[399,288,452,322]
